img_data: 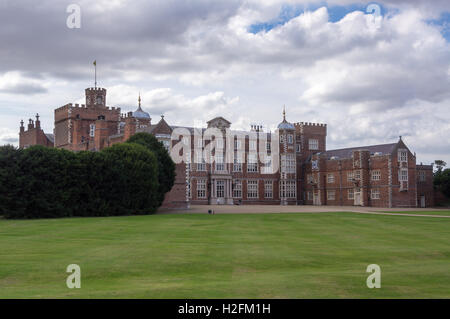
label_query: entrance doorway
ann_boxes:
[354,191,362,206]
[420,195,426,208]
[313,191,320,205]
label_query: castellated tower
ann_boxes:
[54,87,120,151]
[85,87,107,107]
[294,122,327,160]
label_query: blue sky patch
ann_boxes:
[249,2,386,34]
[427,12,450,41]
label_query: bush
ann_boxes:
[3,146,76,219]
[0,145,22,216]
[99,143,159,216]
[1,143,159,219]
[434,168,450,199]
[126,133,176,206]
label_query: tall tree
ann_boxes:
[434,160,447,173]
[126,133,176,206]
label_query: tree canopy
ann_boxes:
[126,133,176,206]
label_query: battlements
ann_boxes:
[85,87,107,92]
[294,122,327,127]
[55,103,120,112]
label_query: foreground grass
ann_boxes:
[0,213,449,298]
[382,210,450,217]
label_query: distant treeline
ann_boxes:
[0,133,175,219]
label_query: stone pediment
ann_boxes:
[207,117,231,130]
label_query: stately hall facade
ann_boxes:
[19,86,434,208]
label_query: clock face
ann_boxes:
[312,160,319,170]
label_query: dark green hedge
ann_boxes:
[126,133,176,206]
[0,140,162,219]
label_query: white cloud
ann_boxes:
[0,1,449,164]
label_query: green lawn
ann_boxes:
[0,213,449,298]
[383,210,450,217]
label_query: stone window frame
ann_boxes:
[197,179,207,199]
[247,180,259,199]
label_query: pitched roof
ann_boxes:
[45,133,54,143]
[321,143,398,159]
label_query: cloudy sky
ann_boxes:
[1,0,449,165]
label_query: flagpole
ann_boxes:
[94,61,97,89]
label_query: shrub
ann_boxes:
[126,133,176,206]
[434,168,450,199]
[3,146,76,219]
[0,145,22,216]
[1,142,159,219]
[98,143,159,216]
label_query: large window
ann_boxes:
[354,170,361,180]
[232,180,242,198]
[196,153,206,171]
[216,180,225,198]
[371,189,380,200]
[281,154,295,174]
[347,171,354,181]
[249,140,257,151]
[261,157,272,174]
[280,181,296,198]
[247,154,258,173]
[197,180,206,198]
[247,180,258,199]
[216,138,224,149]
[399,168,408,181]
[327,190,335,200]
[371,170,381,181]
[215,154,225,171]
[348,189,354,200]
[233,156,242,172]
[264,180,273,198]
[327,173,335,183]
[419,171,426,182]
[309,139,319,150]
[398,149,408,162]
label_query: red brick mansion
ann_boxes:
[19,86,434,208]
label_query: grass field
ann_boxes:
[382,211,450,216]
[0,212,449,298]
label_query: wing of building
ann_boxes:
[19,86,434,208]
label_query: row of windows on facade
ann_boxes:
[307,168,412,184]
[307,189,382,201]
[183,137,320,151]
[189,180,297,199]
[185,153,296,174]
